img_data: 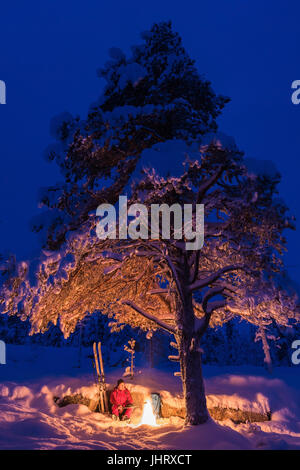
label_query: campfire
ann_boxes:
[138,398,157,426]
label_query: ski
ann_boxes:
[93,341,105,413]
[98,341,109,411]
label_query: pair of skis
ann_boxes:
[93,342,108,413]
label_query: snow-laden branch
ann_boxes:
[122,300,176,334]
[204,299,227,315]
[196,164,225,204]
[147,288,176,295]
[189,264,248,292]
[196,287,227,337]
[165,255,185,304]
[101,250,160,261]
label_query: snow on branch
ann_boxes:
[189,265,250,292]
[122,300,176,334]
[195,287,227,337]
[196,164,225,204]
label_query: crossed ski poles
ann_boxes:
[93,342,109,413]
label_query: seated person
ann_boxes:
[110,379,133,421]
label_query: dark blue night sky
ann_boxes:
[0,1,299,281]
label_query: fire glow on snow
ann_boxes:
[138,399,157,426]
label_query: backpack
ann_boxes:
[151,392,161,418]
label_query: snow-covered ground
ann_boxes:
[0,344,300,450]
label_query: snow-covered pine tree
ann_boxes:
[1,140,297,425]
[228,279,298,373]
[32,21,228,250]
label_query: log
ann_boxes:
[160,400,271,423]
[53,390,272,424]
[53,389,144,414]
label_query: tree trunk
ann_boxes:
[176,292,209,425]
[179,337,208,424]
[260,327,272,374]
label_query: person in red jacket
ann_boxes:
[110,379,133,421]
